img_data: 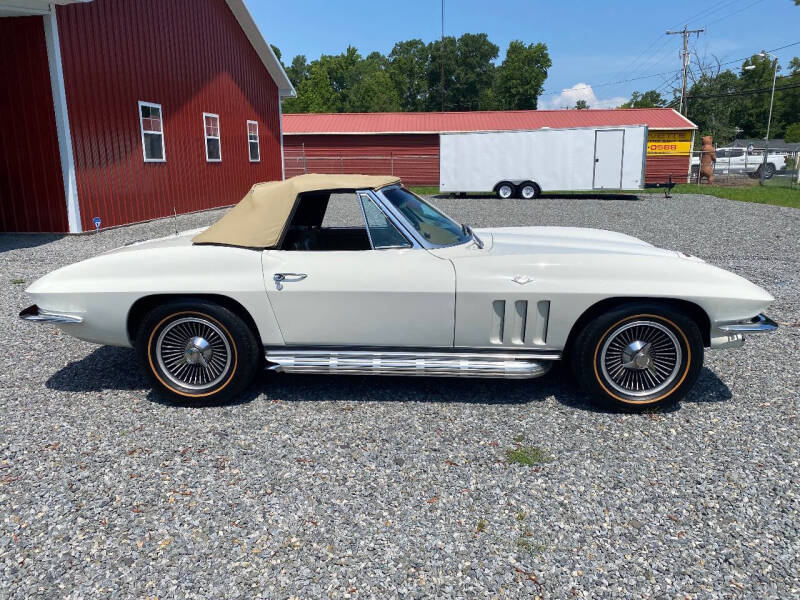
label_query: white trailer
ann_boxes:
[439,125,648,198]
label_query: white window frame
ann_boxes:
[247,119,260,162]
[203,112,221,162]
[138,101,166,163]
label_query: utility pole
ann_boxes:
[440,0,445,112]
[666,25,704,115]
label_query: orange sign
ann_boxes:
[647,130,692,156]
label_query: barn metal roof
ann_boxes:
[283,108,696,135]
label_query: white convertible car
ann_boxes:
[21,174,777,409]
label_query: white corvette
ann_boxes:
[20,174,777,409]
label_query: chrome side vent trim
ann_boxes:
[531,300,550,345]
[491,300,505,344]
[265,350,556,379]
[511,300,528,345]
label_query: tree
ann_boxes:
[270,44,281,62]
[620,90,666,108]
[388,39,430,111]
[785,122,800,143]
[345,52,401,112]
[286,55,309,88]
[494,41,551,110]
[284,63,339,113]
[574,99,589,109]
[426,33,499,111]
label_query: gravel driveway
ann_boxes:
[1,193,798,599]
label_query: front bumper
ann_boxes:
[710,313,778,349]
[19,304,83,324]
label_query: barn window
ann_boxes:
[247,120,260,162]
[138,101,165,162]
[203,113,221,162]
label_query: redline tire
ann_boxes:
[570,303,704,410]
[135,299,260,404]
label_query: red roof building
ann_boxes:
[283,109,697,186]
[1,0,294,233]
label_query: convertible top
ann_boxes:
[192,173,401,248]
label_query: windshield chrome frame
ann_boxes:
[357,187,422,249]
[371,184,473,250]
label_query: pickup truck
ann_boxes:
[690,147,785,179]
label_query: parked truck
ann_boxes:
[690,146,785,179]
[439,125,648,198]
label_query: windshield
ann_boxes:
[381,187,471,246]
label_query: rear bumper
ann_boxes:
[19,304,83,324]
[710,313,778,349]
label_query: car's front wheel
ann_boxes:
[571,303,704,410]
[135,299,260,403]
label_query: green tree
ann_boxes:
[784,122,800,143]
[426,33,499,111]
[574,99,589,109]
[388,39,430,111]
[283,63,339,113]
[494,41,551,110]
[620,90,666,108]
[345,52,401,112]
[286,55,309,88]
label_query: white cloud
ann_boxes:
[540,83,628,110]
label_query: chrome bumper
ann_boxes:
[718,313,778,333]
[710,313,778,349]
[19,304,83,324]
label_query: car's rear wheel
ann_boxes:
[135,299,260,404]
[571,303,704,410]
[496,182,514,199]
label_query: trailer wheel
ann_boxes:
[519,182,539,200]
[496,182,514,199]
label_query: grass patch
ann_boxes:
[476,518,487,533]
[409,186,440,196]
[410,182,800,208]
[505,445,553,466]
[517,536,546,556]
[637,182,800,209]
[11,279,25,285]
[516,509,527,521]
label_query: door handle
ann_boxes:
[273,272,307,290]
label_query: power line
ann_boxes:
[706,0,766,27]
[538,40,800,99]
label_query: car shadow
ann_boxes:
[0,233,65,252]
[46,347,733,413]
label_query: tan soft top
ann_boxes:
[192,173,401,248]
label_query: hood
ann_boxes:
[101,227,207,255]
[475,226,682,259]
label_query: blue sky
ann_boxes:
[253,0,800,109]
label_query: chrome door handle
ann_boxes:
[273,272,307,290]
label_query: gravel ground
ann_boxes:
[1,193,798,599]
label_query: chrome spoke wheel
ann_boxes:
[156,317,232,391]
[498,184,513,199]
[600,320,682,397]
[521,185,536,199]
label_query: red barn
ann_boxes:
[283,109,697,187]
[0,0,293,233]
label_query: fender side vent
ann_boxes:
[491,300,506,343]
[531,300,550,345]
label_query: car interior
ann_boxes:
[280,191,372,251]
